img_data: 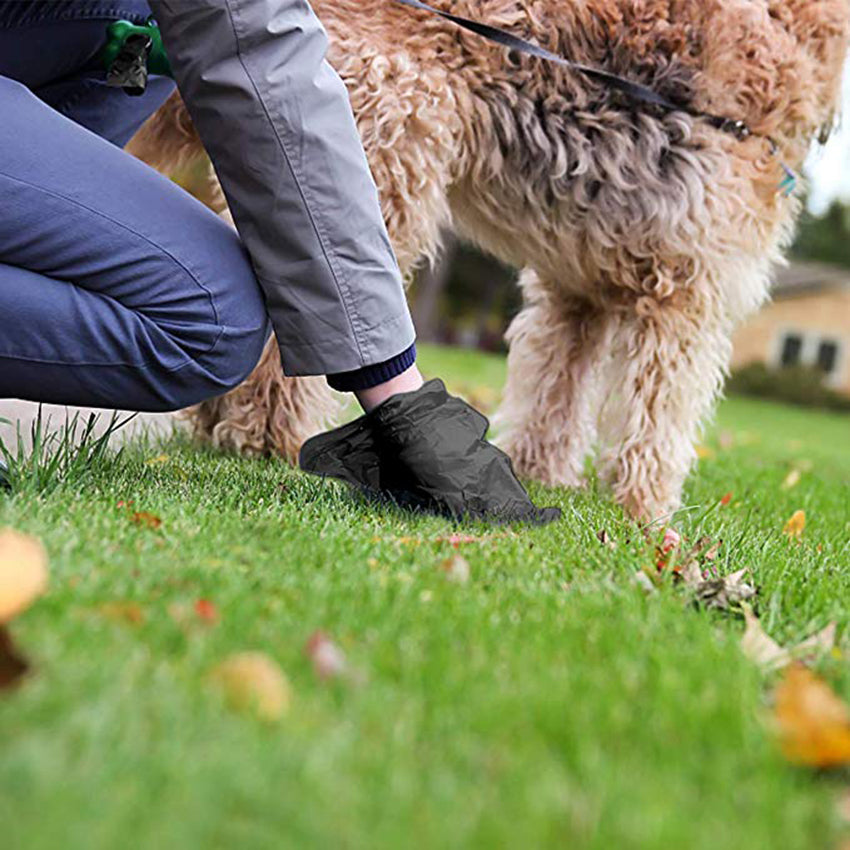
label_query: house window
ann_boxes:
[780,333,804,368]
[817,340,840,375]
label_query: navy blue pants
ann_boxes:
[0,2,270,411]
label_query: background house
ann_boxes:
[731,261,850,396]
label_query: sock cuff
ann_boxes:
[326,343,417,392]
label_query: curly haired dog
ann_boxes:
[129,0,848,521]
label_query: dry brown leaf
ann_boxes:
[129,511,162,530]
[784,510,806,540]
[210,652,290,721]
[679,558,704,588]
[97,602,145,626]
[633,571,657,595]
[0,625,30,692]
[795,622,838,665]
[774,664,850,768]
[0,529,48,624]
[596,529,617,549]
[741,605,838,671]
[703,541,723,562]
[741,604,790,671]
[440,554,470,584]
[693,569,756,611]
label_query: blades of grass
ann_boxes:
[0,407,135,494]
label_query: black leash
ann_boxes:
[394,0,762,144]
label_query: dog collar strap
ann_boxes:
[102,18,173,96]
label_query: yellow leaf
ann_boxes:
[145,454,170,466]
[210,653,290,722]
[784,510,806,539]
[774,665,850,768]
[0,530,48,624]
[695,445,715,460]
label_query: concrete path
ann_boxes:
[0,400,181,451]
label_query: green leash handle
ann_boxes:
[102,18,173,94]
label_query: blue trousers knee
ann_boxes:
[0,2,270,412]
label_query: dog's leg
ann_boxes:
[597,288,731,522]
[496,270,610,488]
[185,340,340,465]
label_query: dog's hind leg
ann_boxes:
[496,270,611,489]
[185,340,340,465]
[597,284,732,522]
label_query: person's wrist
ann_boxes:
[356,364,424,412]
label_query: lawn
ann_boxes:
[2,344,850,850]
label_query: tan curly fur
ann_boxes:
[128,0,848,520]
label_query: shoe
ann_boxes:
[300,379,561,526]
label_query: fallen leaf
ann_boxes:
[720,492,734,507]
[740,604,837,672]
[835,788,850,824]
[97,602,145,625]
[436,534,486,548]
[0,529,48,624]
[210,652,290,721]
[440,554,471,584]
[129,511,162,530]
[795,622,839,665]
[194,599,219,624]
[784,510,806,540]
[679,557,704,588]
[695,445,715,460]
[661,528,682,553]
[655,527,682,570]
[305,631,347,681]
[145,454,170,466]
[692,568,756,611]
[670,535,712,580]
[596,529,617,549]
[741,604,788,670]
[774,664,850,768]
[782,469,802,491]
[633,571,657,595]
[703,541,723,562]
[0,626,29,692]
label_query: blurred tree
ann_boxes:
[792,200,850,269]
[409,238,520,351]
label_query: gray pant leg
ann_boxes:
[150,0,416,376]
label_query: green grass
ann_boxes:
[2,344,849,850]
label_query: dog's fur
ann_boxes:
[129,0,848,520]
